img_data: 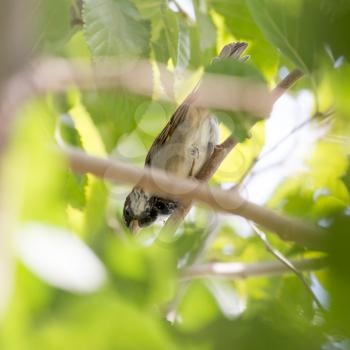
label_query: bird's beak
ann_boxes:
[129,220,140,234]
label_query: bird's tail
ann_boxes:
[216,41,249,62]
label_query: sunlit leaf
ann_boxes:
[35,0,72,53]
[246,0,350,72]
[246,0,322,72]
[210,0,279,80]
[5,99,67,225]
[83,0,150,59]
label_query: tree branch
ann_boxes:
[64,146,327,250]
[271,69,304,102]
[182,257,327,280]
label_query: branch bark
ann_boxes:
[182,257,327,280]
[271,69,304,102]
[65,146,327,250]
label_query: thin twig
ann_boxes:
[250,222,325,311]
[271,69,304,102]
[183,256,327,280]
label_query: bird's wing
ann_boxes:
[144,94,194,166]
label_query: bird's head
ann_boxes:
[123,187,158,232]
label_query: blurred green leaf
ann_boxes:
[269,139,349,222]
[329,63,350,115]
[197,13,216,54]
[82,90,151,152]
[179,281,220,332]
[64,171,88,210]
[246,0,350,72]
[318,0,350,63]
[206,57,265,83]
[131,0,165,19]
[5,99,68,225]
[105,238,175,307]
[328,214,350,337]
[1,266,181,350]
[83,0,150,59]
[246,0,321,72]
[35,0,72,53]
[176,18,191,70]
[175,297,324,350]
[152,7,179,64]
[210,0,279,80]
[206,58,265,142]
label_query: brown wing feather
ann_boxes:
[145,95,193,166]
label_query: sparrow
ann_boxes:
[123,42,249,232]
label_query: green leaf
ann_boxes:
[130,0,165,19]
[246,0,320,72]
[329,63,350,115]
[5,99,68,225]
[151,7,179,64]
[105,238,175,306]
[210,0,279,80]
[57,113,84,148]
[206,58,265,82]
[206,58,265,142]
[179,281,220,332]
[83,0,150,59]
[197,13,216,53]
[246,0,350,72]
[318,0,350,63]
[82,90,150,152]
[176,18,191,70]
[328,214,350,337]
[64,170,88,210]
[269,140,349,221]
[2,264,180,350]
[188,2,217,68]
[35,0,72,53]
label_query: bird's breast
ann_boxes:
[149,108,219,178]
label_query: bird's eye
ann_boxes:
[156,201,165,210]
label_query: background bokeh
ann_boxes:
[1,0,350,349]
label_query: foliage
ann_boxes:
[1,0,350,349]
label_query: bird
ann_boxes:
[123,42,249,232]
